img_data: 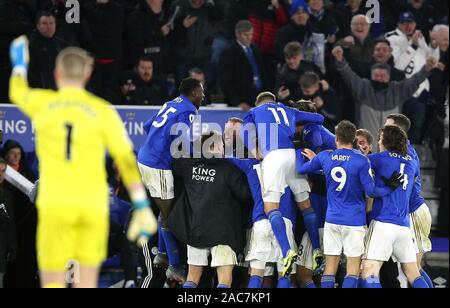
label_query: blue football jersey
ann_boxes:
[298,148,392,227]
[138,96,198,170]
[228,158,297,226]
[369,151,418,227]
[303,123,337,153]
[407,141,426,213]
[242,103,324,157]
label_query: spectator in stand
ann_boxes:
[102,71,140,105]
[396,0,439,42]
[386,11,440,144]
[220,20,268,111]
[333,0,367,40]
[247,0,289,85]
[28,11,66,89]
[332,45,437,151]
[429,25,449,108]
[0,158,16,289]
[275,41,322,103]
[350,39,406,81]
[84,0,124,95]
[335,14,375,63]
[34,0,89,47]
[302,0,339,74]
[126,0,174,75]
[275,0,310,64]
[0,0,33,103]
[298,71,342,130]
[132,56,169,105]
[1,140,38,288]
[189,67,210,105]
[172,0,222,84]
[210,0,250,92]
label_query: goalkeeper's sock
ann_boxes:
[160,228,180,268]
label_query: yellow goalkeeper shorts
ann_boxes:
[37,203,109,272]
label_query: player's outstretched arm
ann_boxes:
[294,110,324,126]
[297,150,322,174]
[104,107,157,246]
[360,159,401,198]
[9,35,34,114]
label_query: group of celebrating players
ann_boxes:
[8,33,433,288]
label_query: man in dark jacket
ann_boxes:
[0,0,33,103]
[0,158,16,289]
[275,0,310,64]
[298,71,342,130]
[172,0,222,83]
[220,20,268,110]
[84,0,124,94]
[275,41,323,103]
[126,0,174,74]
[1,140,38,288]
[169,132,252,288]
[132,56,169,105]
[28,11,66,89]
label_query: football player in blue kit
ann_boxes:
[137,78,204,284]
[385,114,434,288]
[299,121,402,288]
[241,92,325,277]
[362,125,430,288]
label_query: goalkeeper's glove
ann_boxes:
[10,35,29,72]
[382,171,403,191]
[127,198,157,247]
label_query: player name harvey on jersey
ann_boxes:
[192,166,216,182]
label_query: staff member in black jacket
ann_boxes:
[0,158,16,289]
[169,132,252,289]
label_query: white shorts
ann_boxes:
[261,149,310,203]
[296,228,324,270]
[187,245,237,267]
[246,218,297,274]
[138,163,174,200]
[324,223,366,257]
[363,220,417,264]
[410,204,432,254]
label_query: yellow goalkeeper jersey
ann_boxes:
[9,74,141,208]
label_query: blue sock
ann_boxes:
[217,284,230,288]
[420,269,434,288]
[183,281,198,288]
[321,275,335,288]
[157,218,167,254]
[358,276,364,288]
[248,276,263,288]
[267,210,291,257]
[302,208,320,251]
[413,276,429,288]
[342,275,359,288]
[303,280,316,288]
[160,228,180,268]
[362,275,382,288]
[277,277,291,288]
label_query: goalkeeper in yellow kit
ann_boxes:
[9,36,157,288]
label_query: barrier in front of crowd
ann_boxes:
[0,104,247,152]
